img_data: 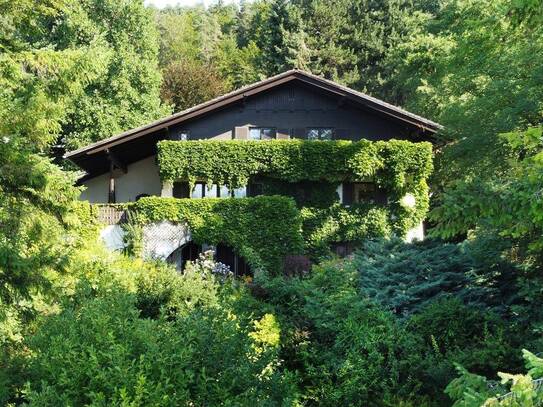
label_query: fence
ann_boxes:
[96,205,127,225]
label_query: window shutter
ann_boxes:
[291,128,306,139]
[234,126,248,140]
[342,182,354,205]
[173,182,190,198]
[247,182,263,197]
[334,128,349,140]
[276,128,290,140]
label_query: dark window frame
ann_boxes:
[353,182,387,204]
[306,127,334,141]
[249,127,277,140]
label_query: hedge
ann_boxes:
[128,196,305,273]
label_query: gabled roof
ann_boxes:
[65,69,442,163]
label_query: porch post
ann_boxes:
[108,162,116,203]
[161,181,173,197]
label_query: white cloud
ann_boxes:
[145,0,207,8]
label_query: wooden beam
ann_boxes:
[105,148,127,173]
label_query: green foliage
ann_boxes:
[21,292,296,405]
[390,0,543,253]
[259,177,339,208]
[45,0,169,149]
[431,126,543,261]
[160,59,229,112]
[155,139,431,260]
[406,298,521,403]
[132,254,220,319]
[391,0,543,180]
[353,239,487,316]
[301,204,392,258]
[158,139,433,190]
[408,298,517,374]
[257,0,311,74]
[239,261,429,406]
[294,0,433,102]
[0,0,105,349]
[5,1,543,406]
[446,350,543,406]
[1,246,297,405]
[130,196,305,273]
[153,6,203,67]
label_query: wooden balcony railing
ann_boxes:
[95,205,127,225]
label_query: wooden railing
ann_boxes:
[95,205,127,225]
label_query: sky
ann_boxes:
[144,0,239,8]
[145,0,205,7]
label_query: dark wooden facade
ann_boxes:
[66,70,440,182]
[167,82,418,142]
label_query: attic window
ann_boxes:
[306,128,333,141]
[249,127,276,140]
[176,131,189,141]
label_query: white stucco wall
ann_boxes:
[80,156,162,203]
[100,225,126,251]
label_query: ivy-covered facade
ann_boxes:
[65,70,439,274]
[157,139,432,261]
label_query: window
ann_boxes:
[249,127,276,140]
[177,131,190,141]
[188,183,243,199]
[173,182,190,198]
[306,128,333,141]
[191,183,205,199]
[353,182,386,204]
[232,186,247,198]
[219,185,230,198]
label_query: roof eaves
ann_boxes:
[64,70,300,159]
[64,69,442,159]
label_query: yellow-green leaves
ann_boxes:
[157,139,433,191]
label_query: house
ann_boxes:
[65,69,440,275]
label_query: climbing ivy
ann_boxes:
[151,139,433,261]
[157,139,433,191]
[128,196,305,273]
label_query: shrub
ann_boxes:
[301,204,392,259]
[446,350,543,406]
[354,239,489,316]
[239,261,428,406]
[22,287,298,405]
[406,298,521,403]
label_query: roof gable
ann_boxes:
[65,69,441,162]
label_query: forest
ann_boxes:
[1,0,543,405]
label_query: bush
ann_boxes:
[406,298,521,404]
[446,350,543,406]
[130,196,305,274]
[354,239,488,316]
[21,280,298,405]
[239,261,428,406]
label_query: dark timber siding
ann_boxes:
[168,83,413,142]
